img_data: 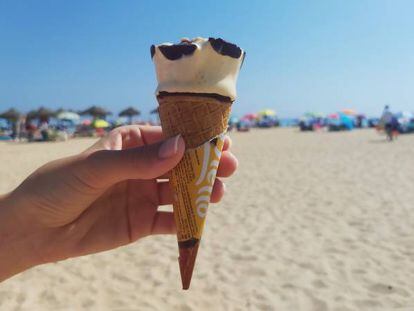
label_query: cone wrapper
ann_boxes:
[172,134,225,240]
[171,134,225,289]
[157,94,230,289]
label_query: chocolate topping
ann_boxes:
[157,91,232,102]
[208,37,242,59]
[158,44,197,60]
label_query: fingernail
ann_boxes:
[158,135,181,159]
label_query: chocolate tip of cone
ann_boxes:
[178,240,200,290]
[180,269,192,290]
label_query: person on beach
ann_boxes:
[0,125,238,282]
[380,106,393,127]
[380,105,398,141]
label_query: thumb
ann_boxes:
[77,135,185,188]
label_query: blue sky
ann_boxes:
[1,0,414,118]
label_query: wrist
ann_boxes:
[0,194,39,281]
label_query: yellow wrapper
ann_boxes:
[170,134,225,242]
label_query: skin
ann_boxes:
[0,125,238,282]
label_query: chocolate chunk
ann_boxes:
[150,45,155,58]
[158,44,197,60]
[208,37,242,59]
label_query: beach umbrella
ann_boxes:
[57,111,80,122]
[38,107,55,118]
[26,109,37,120]
[82,119,92,126]
[341,109,357,116]
[327,113,339,119]
[26,107,55,122]
[80,106,111,119]
[242,113,258,121]
[92,119,110,128]
[119,106,140,124]
[259,109,277,117]
[0,108,20,122]
[150,108,159,114]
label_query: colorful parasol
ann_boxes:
[259,109,277,117]
[93,119,110,128]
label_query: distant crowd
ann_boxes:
[0,106,159,142]
[1,106,413,142]
[296,106,414,134]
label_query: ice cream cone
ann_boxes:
[151,37,244,289]
[158,93,231,289]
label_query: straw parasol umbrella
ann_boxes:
[119,106,141,124]
[27,107,56,122]
[26,109,37,121]
[80,106,111,120]
[0,108,20,122]
[38,107,55,119]
[0,109,21,137]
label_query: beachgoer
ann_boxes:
[0,125,238,282]
[39,121,49,141]
[380,106,397,140]
[380,106,399,141]
[25,121,36,142]
[380,105,393,128]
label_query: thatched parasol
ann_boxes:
[119,107,141,124]
[0,108,20,122]
[80,106,111,119]
[27,107,56,122]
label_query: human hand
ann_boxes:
[0,125,238,281]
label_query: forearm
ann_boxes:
[0,194,36,282]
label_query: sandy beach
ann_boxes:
[1,128,414,310]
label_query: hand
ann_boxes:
[0,125,238,281]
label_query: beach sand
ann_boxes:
[1,128,414,310]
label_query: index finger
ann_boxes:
[125,125,165,147]
[85,125,166,153]
[128,127,231,150]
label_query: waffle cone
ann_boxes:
[158,93,231,289]
[157,94,231,148]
